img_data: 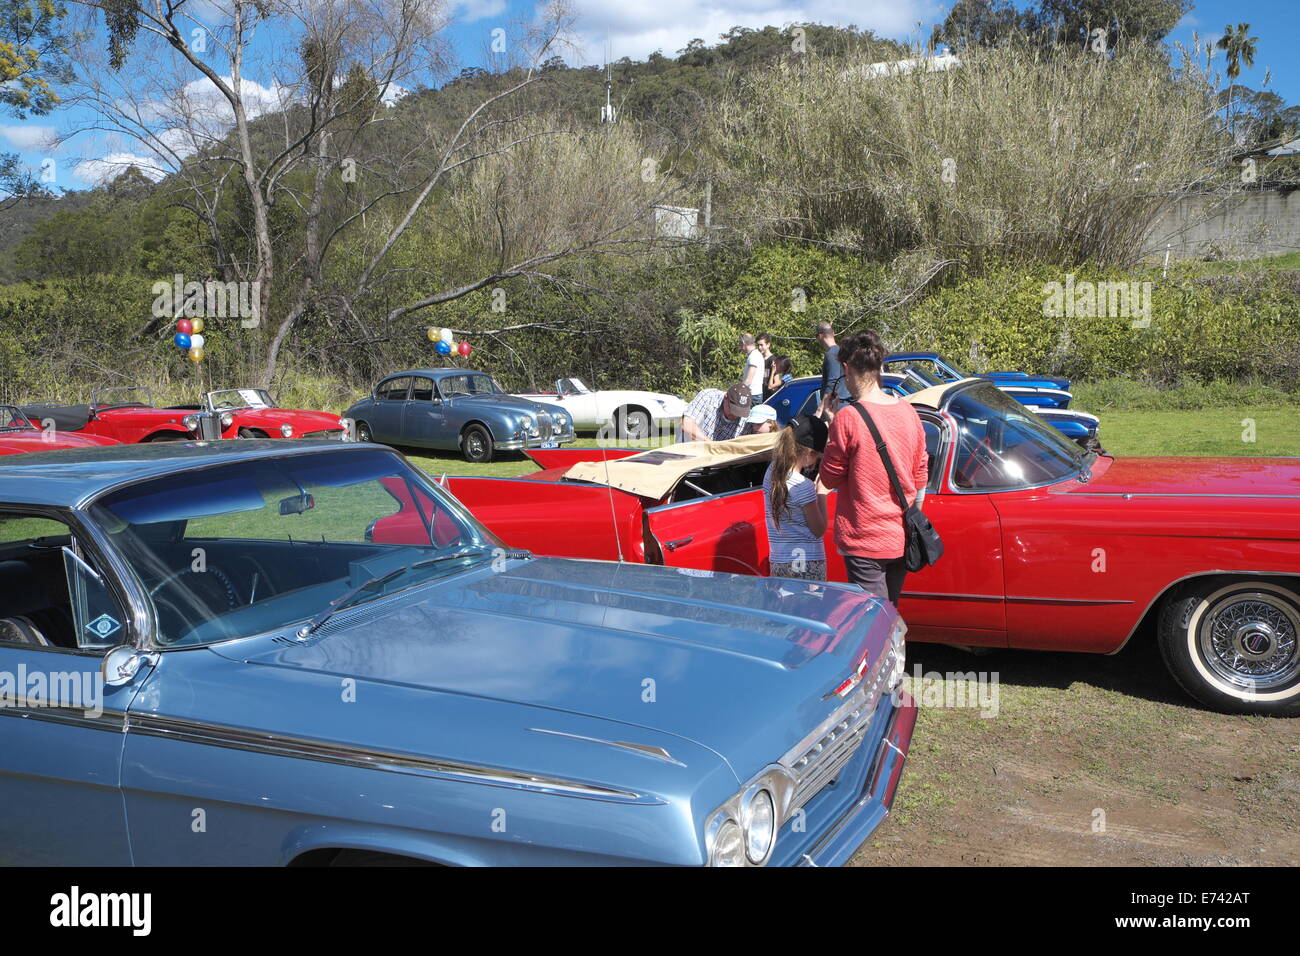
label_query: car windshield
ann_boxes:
[946,383,1086,490]
[209,388,274,411]
[0,406,35,432]
[439,374,501,398]
[88,449,505,648]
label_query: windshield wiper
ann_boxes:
[296,548,530,637]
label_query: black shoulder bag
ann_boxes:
[849,402,944,572]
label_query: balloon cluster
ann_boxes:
[173,318,206,364]
[426,327,472,358]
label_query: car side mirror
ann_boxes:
[279,493,315,516]
[102,645,151,687]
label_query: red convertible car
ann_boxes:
[420,379,1300,716]
[19,386,345,444]
[0,405,122,455]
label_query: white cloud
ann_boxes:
[456,0,506,22]
[0,124,57,151]
[565,0,935,64]
[74,152,169,185]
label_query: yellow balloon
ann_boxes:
[190,317,205,334]
[188,346,205,363]
[426,327,438,342]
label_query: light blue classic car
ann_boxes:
[0,440,916,866]
[343,369,576,463]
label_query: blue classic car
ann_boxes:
[343,369,576,463]
[884,352,1073,409]
[0,440,916,866]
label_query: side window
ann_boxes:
[439,375,470,398]
[921,419,944,491]
[377,377,412,401]
[0,514,125,651]
[410,377,435,402]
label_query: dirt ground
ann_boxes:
[852,633,1300,867]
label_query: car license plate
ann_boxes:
[540,441,559,449]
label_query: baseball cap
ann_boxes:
[790,414,828,452]
[723,383,753,416]
[746,404,777,424]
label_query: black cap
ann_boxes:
[790,414,828,452]
[724,383,753,415]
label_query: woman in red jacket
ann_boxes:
[816,330,928,604]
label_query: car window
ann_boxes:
[466,375,499,395]
[90,450,503,647]
[410,377,435,402]
[0,513,124,651]
[949,386,1083,491]
[439,375,470,398]
[377,377,412,401]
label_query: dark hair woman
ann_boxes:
[764,414,829,580]
[763,355,793,402]
[816,330,928,604]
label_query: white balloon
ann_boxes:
[440,327,454,343]
[190,333,206,349]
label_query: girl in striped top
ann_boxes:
[764,414,829,580]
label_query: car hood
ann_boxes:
[456,394,563,416]
[1067,455,1300,499]
[0,432,119,454]
[230,407,342,431]
[214,558,896,780]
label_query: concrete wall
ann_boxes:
[1145,187,1300,260]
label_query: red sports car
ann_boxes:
[419,379,1300,716]
[19,386,345,444]
[0,405,122,455]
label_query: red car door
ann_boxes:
[645,488,769,577]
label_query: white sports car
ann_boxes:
[512,378,686,438]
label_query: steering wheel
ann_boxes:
[148,566,240,638]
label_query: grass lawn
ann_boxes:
[1098,406,1300,458]
[398,404,1300,480]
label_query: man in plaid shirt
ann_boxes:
[681,383,752,442]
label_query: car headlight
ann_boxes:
[705,767,794,866]
[743,788,776,864]
[709,818,746,867]
[220,412,234,428]
[280,423,294,437]
[554,413,568,427]
[889,617,908,691]
[182,415,198,431]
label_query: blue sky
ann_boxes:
[3,0,1294,193]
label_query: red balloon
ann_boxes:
[457,340,472,357]
[176,319,194,335]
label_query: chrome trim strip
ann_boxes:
[127,714,653,803]
[0,704,125,730]
[1004,596,1134,606]
[901,590,1002,603]
[527,728,686,767]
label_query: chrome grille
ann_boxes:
[782,636,902,811]
[536,413,553,440]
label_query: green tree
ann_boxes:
[1216,23,1258,139]
[0,0,70,209]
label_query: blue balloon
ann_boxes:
[174,333,192,349]
[435,340,451,355]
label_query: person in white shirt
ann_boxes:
[740,333,765,401]
[764,414,829,580]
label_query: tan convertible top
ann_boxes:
[905,378,979,408]
[563,431,781,499]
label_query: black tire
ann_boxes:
[237,428,268,439]
[145,432,187,442]
[618,407,652,440]
[461,424,494,463]
[1157,577,1300,716]
[354,421,373,443]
